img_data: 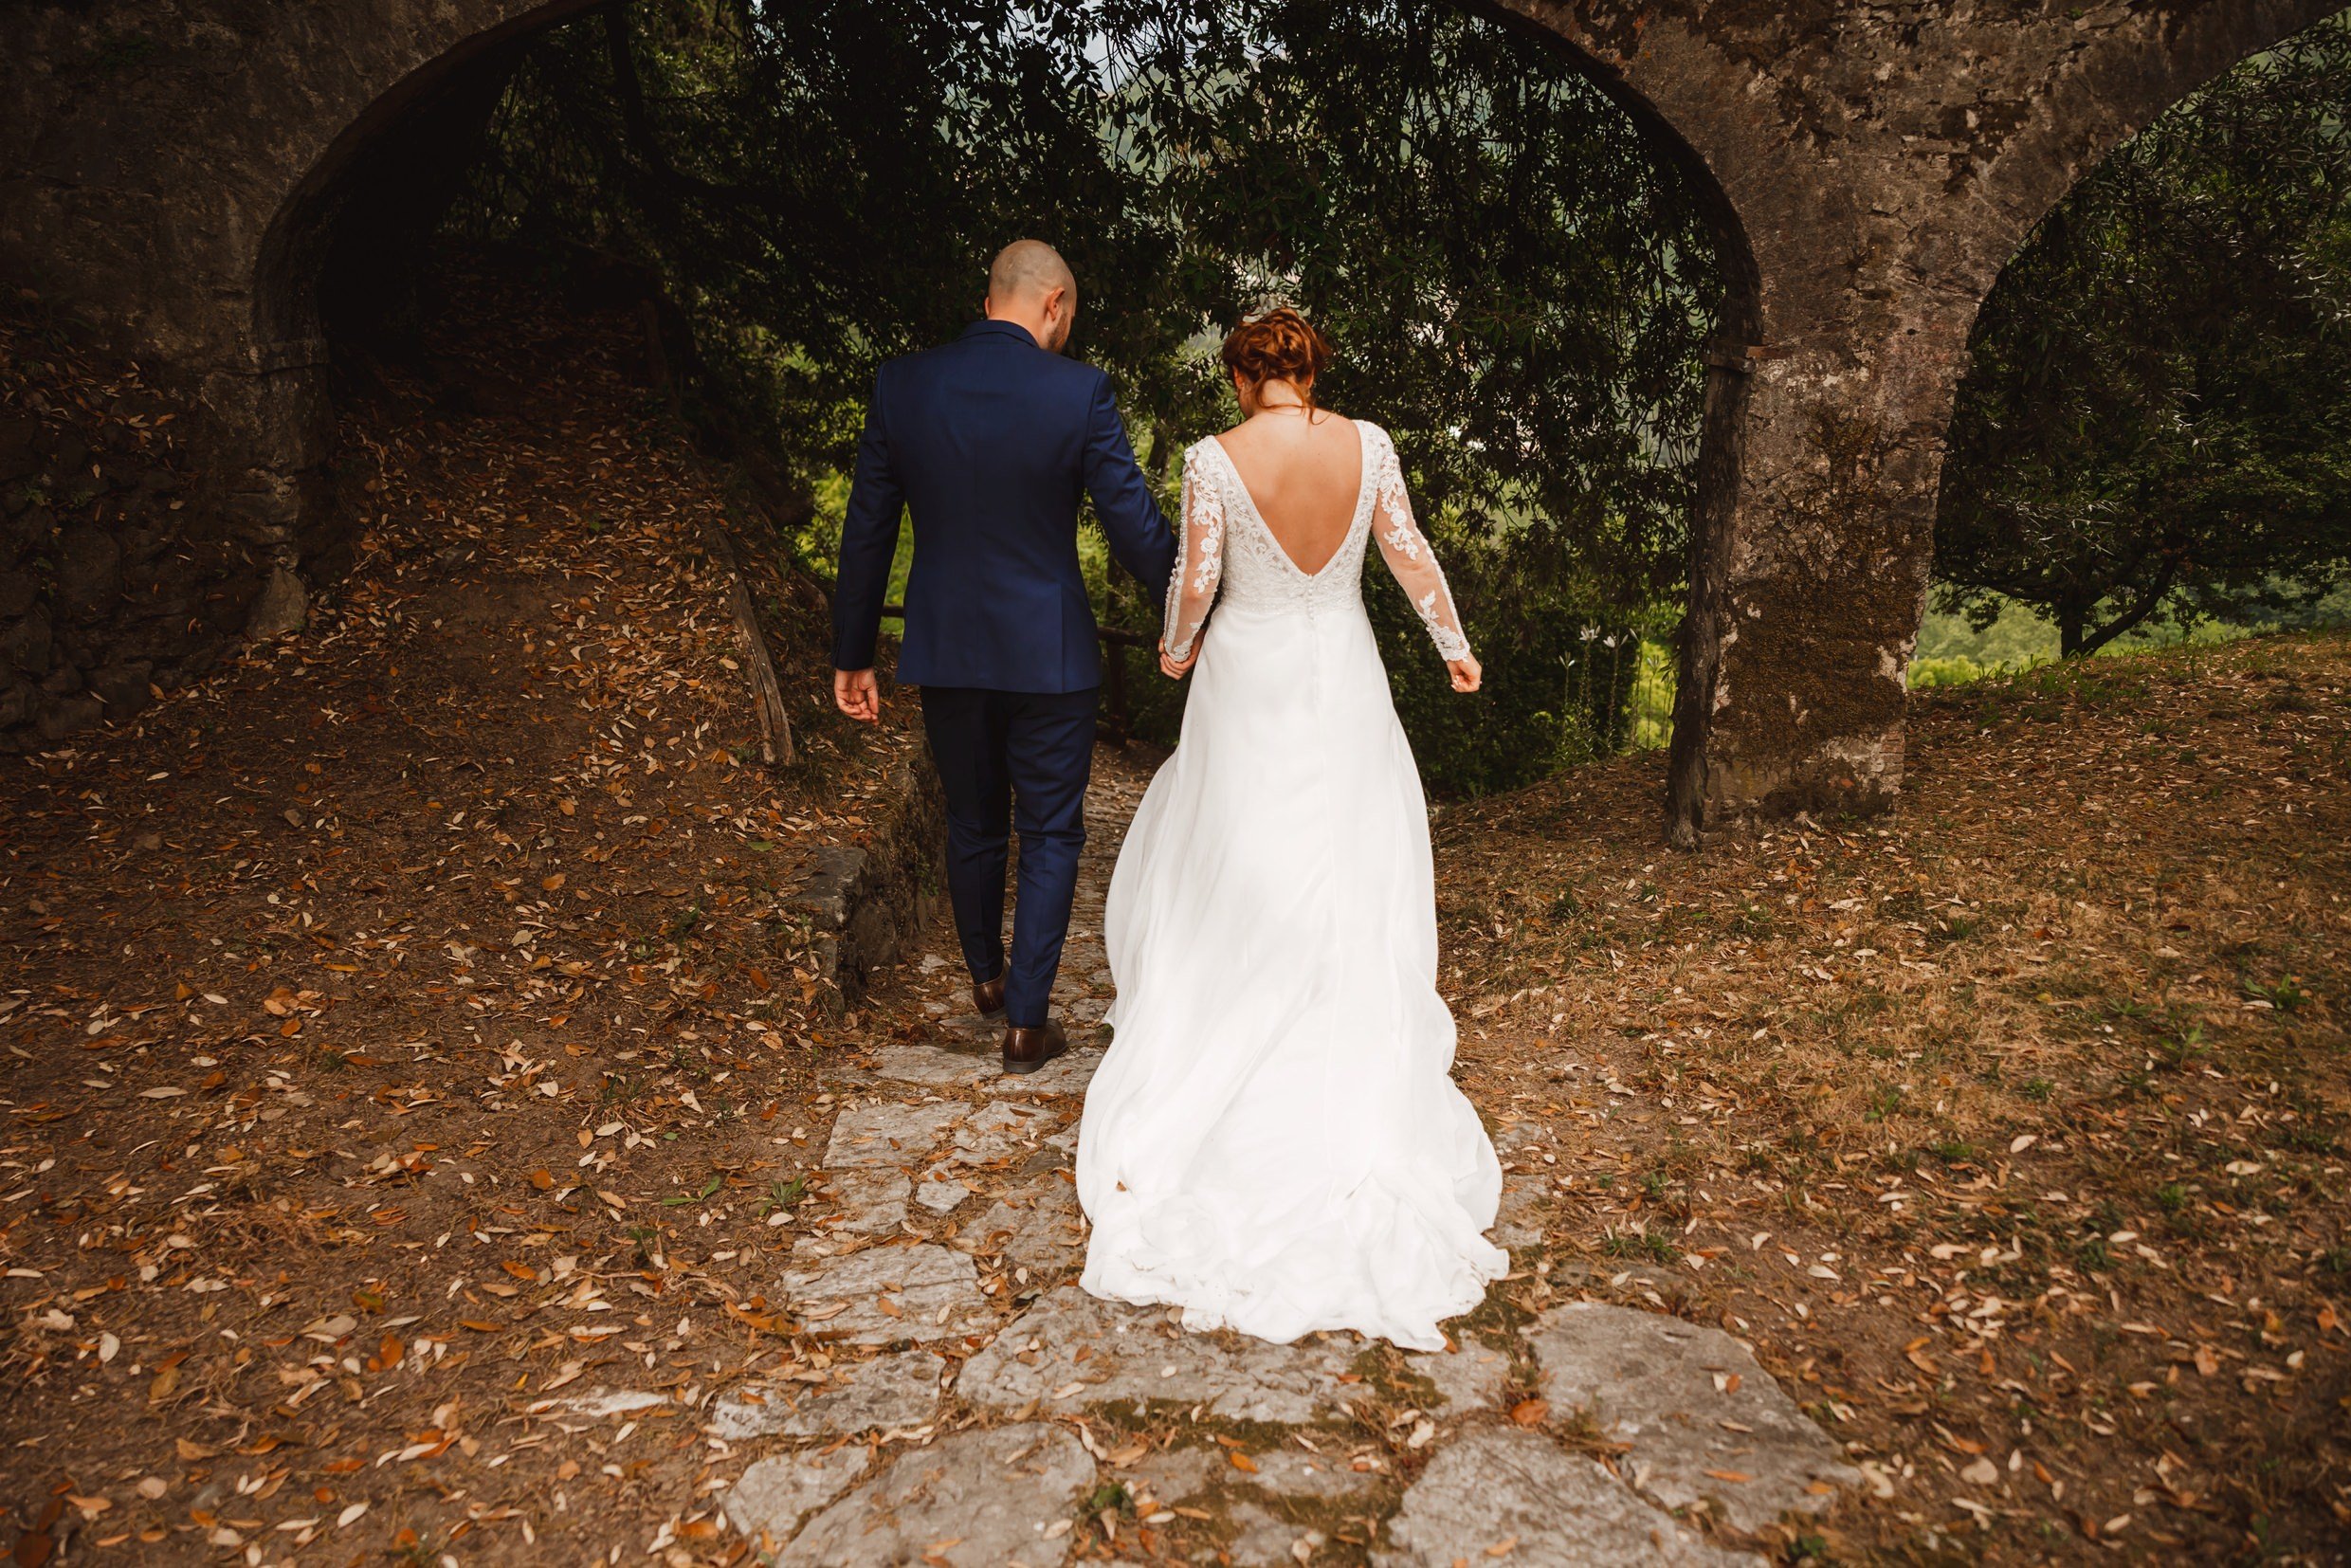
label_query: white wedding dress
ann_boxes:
[1074,418,1506,1351]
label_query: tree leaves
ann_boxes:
[457,0,1723,793]
[1939,14,2351,653]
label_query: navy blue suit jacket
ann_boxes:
[831,319,1178,692]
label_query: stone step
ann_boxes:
[1523,1301,1860,1533]
[723,745,1859,1563]
[778,1242,992,1345]
[1376,1427,1760,1567]
[957,1285,1365,1425]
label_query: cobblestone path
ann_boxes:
[662,747,1854,1565]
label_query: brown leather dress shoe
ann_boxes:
[972,974,1006,1019]
[1001,1019,1068,1075]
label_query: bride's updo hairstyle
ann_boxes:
[1221,307,1333,412]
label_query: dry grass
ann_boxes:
[0,281,919,1565]
[1435,631,2351,1562]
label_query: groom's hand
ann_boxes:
[1158,640,1199,680]
[834,667,881,722]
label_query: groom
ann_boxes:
[831,240,1177,1073]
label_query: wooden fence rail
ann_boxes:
[879,607,1156,742]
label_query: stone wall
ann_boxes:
[0,311,280,750]
[787,748,949,1011]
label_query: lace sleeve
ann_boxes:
[1368,429,1469,661]
[1161,450,1225,663]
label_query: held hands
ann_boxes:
[834,667,882,722]
[1159,640,1476,689]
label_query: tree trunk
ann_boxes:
[2057,597,2088,659]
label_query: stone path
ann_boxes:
[693,746,1857,1563]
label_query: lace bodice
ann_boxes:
[1161,421,1469,664]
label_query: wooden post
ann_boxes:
[698,517,794,768]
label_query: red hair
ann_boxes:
[1220,307,1333,411]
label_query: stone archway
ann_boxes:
[0,0,596,637]
[2,0,2341,833]
[1488,0,2345,840]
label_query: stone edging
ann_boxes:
[785,739,945,1012]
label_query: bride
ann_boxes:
[1074,308,1507,1351]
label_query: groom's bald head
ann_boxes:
[989,240,1076,307]
[984,240,1078,354]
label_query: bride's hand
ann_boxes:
[1447,653,1481,693]
[1159,639,1200,680]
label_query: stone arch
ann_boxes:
[5,0,2338,820]
[1472,3,1773,838]
[235,2,599,577]
[1910,3,2349,660]
[2,1,596,516]
[237,0,1774,811]
[1929,2,2349,316]
[249,2,600,356]
[1495,1,2347,838]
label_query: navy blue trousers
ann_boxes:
[919,685,1097,1030]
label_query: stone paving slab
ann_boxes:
[780,1242,992,1344]
[1524,1301,1860,1533]
[1227,1501,1321,1567]
[857,1042,1000,1089]
[809,1168,910,1235]
[951,1175,1085,1275]
[1492,1175,1549,1249]
[711,1351,947,1441]
[941,1099,1066,1167]
[983,1045,1104,1096]
[722,748,1860,1564]
[1375,1428,1759,1567]
[1404,1337,1515,1412]
[957,1285,1363,1423]
[841,1038,1108,1097]
[777,1423,1095,1568]
[1128,1443,1377,1509]
[820,1099,965,1169]
[722,1446,871,1551]
[914,1175,971,1213]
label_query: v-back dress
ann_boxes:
[1073,419,1506,1350]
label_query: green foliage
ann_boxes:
[1906,584,2351,690]
[1937,15,2351,658]
[454,0,1722,794]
